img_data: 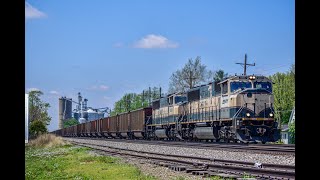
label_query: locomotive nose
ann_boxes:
[237,89,274,118]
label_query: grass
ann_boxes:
[25,134,156,180]
[242,172,255,178]
[25,134,255,180]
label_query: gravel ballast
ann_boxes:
[64,138,295,166]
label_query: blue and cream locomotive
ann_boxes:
[148,75,280,143]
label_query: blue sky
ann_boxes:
[25,0,295,131]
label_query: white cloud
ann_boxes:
[133,34,179,49]
[25,2,47,19]
[49,90,59,95]
[89,85,109,91]
[26,87,40,92]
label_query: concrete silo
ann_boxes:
[58,97,72,129]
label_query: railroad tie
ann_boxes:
[158,162,171,167]
[186,168,206,173]
[169,165,187,171]
[192,171,210,176]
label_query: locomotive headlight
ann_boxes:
[249,76,256,80]
[246,113,251,117]
[269,113,274,117]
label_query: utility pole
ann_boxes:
[142,90,145,107]
[149,87,151,106]
[236,54,255,75]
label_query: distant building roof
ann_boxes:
[87,109,96,113]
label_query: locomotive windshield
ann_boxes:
[230,82,252,92]
[254,82,272,92]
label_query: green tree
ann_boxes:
[213,69,228,82]
[289,121,295,144]
[168,56,210,93]
[110,87,161,115]
[269,64,295,124]
[63,118,79,128]
[29,120,47,137]
[28,90,51,136]
[29,90,51,125]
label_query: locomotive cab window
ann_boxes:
[168,96,174,105]
[200,86,210,99]
[213,82,220,96]
[221,82,228,94]
[254,82,272,92]
[230,81,252,92]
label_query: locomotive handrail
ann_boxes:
[232,106,245,120]
[146,116,152,124]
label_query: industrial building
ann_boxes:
[58,97,72,129]
[58,92,107,128]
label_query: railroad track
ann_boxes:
[67,139,295,179]
[66,136,295,155]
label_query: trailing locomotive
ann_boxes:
[52,74,280,144]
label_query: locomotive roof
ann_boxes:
[217,74,270,84]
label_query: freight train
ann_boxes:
[52,74,280,144]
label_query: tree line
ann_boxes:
[268,64,295,124]
[110,87,162,116]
